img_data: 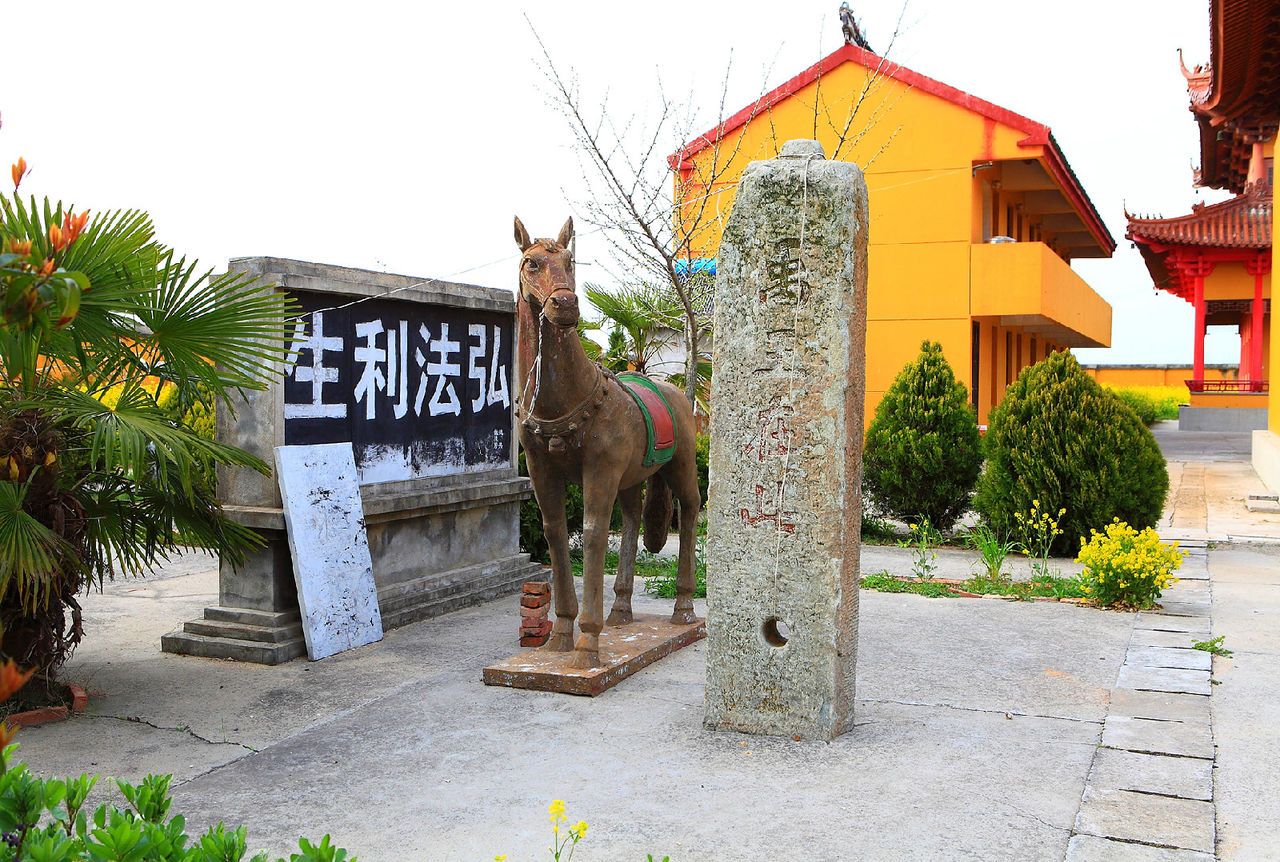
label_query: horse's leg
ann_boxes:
[669,467,702,625]
[607,483,643,626]
[526,457,576,652]
[574,468,621,668]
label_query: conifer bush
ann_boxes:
[974,351,1169,555]
[863,341,982,531]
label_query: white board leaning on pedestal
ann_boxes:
[274,442,384,660]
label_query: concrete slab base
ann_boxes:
[1066,834,1212,861]
[1178,406,1267,432]
[482,614,705,696]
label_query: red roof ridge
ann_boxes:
[669,43,1114,255]
[1126,182,1272,250]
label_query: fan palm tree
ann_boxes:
[583,282,683,374]
[0,175,292,672]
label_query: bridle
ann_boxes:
[515,249,607,454]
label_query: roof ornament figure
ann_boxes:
[839,2,872,52]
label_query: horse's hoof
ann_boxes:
[570,648,601,669]
[542,631,574,652]
[606,607,633,626]
[671,607,698,625]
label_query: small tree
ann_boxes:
[0,158,291,673]
[974,351,1169,556]
[863,341,982,531]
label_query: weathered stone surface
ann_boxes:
[1109,689,1211,724]
[1065,834,1212,862]
[1125,646,1212,671]
[1088,747,1213,801]
[1130,629,1205,650]
[1135,613,1211,634]
[1074,786,1214,853]
[705,140,867,741]
[1116,664,1211,696]
[1102,715,1214,759]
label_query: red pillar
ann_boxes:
[1193,273,1206,385]
[1240,311,1253,381]
[1247,256,1269,389]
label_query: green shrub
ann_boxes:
[1076,520,1184,608]
[0,756,357,862]
[863,341,982,531]
[974,352,1169,556]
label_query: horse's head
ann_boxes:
[514,216,578,327]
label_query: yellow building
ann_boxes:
[670,42,1115,426]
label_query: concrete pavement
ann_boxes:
[20,552,1134,861]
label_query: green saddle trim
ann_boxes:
[616,372,678,467]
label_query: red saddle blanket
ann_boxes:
[616,372,677,467]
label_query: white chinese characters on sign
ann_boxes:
[284,312,346,420]
[285,314,510,424]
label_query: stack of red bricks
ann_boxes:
[520,581,552,646]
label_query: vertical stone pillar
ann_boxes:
[704,139,868,741]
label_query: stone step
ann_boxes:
[203,606,301,628]
[380,564,541,630]
[183,618,304,644]
[161,630,306,665]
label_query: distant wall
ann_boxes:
[1081,364,1237,388]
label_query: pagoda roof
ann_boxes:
[1125,183,1272,301]
[1126,183,1272,250]
[1183,0,1280,191]
[669,43,1115,255]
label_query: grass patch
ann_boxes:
[860,571,953,598]
[1192,635,1232,656]
[568,547,707,598]
[860,571,1088,601]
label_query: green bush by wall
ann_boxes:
[974,351,1169,555]
[863,341,982,531]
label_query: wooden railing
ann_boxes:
[1185,379,1269,393]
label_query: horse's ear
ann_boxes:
[557,217,574,249]
[514,216,532,252]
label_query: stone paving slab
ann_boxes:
[1124,646,1212,671]
[1130,630,1208,650]
[1102,715,1214,759]
[1088,747,1212,801]
[1155,600,1212,617]
[1065,834,1212,862]
[1134,613,1211,634]
[1074,787,1214,854]
[1110,689,1212,724]
[1116,665,1211,696]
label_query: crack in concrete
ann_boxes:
[861,697,1104,725]
[992,800,1072,834]
[86,714,258,753]
[1072,829,1202,854]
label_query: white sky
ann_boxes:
[5,1,1236,364]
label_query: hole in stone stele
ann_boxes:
[762,617,790,648]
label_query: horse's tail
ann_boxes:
[642,474,673,554]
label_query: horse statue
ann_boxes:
[513,216,702,669]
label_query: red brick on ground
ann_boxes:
[520,620,552,637]
[520,635,550,647]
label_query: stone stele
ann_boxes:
[704,139,868,741]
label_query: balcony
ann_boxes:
[970,242,1112,348]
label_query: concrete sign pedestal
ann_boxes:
[162,258,544,664]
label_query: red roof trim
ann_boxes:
[669,43,1115,254]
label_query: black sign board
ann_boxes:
[282,291,514,484]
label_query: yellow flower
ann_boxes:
[549,799,567,824]
[571,821,589,839]
[495,856,507,862]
